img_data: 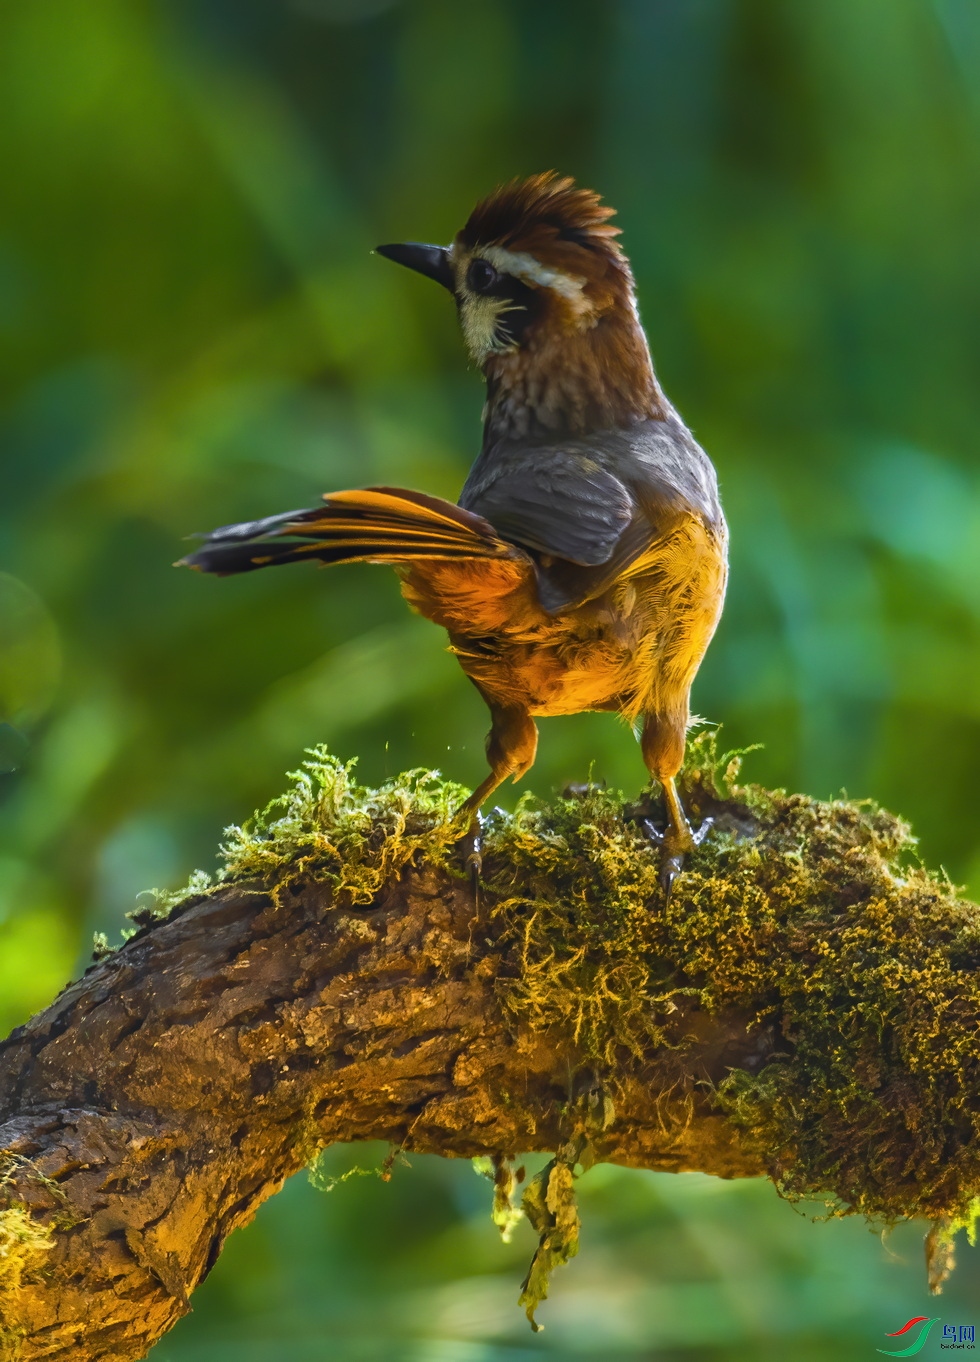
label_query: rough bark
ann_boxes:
[0,752,977,1360]
[0,858,764,1361]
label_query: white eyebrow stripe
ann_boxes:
[478,244,594,315]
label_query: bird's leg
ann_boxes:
[457,776,501,892]
[641,775,713,896]
[456,697,538,897]
[640,713,713,896]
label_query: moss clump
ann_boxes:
[140,738,980,1245]
[0,1205,53,1296]
[0,1154,78,1331]
[0,1158,60,1314]
[483,730,980,1235]
[147,751,470,919]
[0,1171,57,1358]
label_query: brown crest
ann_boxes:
[458,172,623,261]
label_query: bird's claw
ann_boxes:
[688,816,714,849]
[641,816,714,896]
[457,811,485,908]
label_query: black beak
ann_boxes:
[375,242,454,292]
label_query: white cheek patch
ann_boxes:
[479,244,595,319]
[459,294,517,361]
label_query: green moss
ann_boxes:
[473,1154,526,1244]
[0,1204,53,1295]
[0,1161,57,1359]
[0,1157,94,1353]
[484,731,980,1242]
[144,737,980,1259]
[144,752,469,923]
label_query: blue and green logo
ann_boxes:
[877,1318,941,1356]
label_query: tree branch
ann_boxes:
[1,739,978,1359]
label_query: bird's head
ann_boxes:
[377,173,663,439]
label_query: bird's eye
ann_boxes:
[466,258,498,293]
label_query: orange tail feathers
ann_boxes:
[178,486,516,576]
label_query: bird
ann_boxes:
[179,173,728,891]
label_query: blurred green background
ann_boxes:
[2,0,979,1356]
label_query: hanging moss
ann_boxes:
[136,737,980,1257]
[517,1140,582,1331]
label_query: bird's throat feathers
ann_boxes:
[481,295,664,442]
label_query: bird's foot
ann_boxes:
[641,815,714,898]
[456,810,485,907]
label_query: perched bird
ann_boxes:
[180,173,728,889]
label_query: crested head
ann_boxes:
[453,174,663,439]
[450,173,631,364]
[458,172,623,265]
[377,173,665,440]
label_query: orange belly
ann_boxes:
[399,515,727,722]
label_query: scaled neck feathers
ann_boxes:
[481,305,665,444]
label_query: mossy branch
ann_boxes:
[1,734,979,1358]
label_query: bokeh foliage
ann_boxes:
[1,0,979,1356]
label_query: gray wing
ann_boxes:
[458,409,721,613]
[461,450,635,567]
[460,446,670,615]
